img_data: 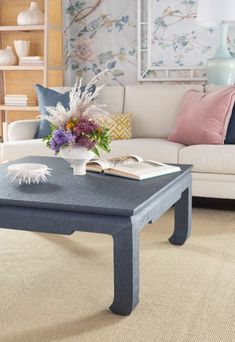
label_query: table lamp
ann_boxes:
[196,0,235,85]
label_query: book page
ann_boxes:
[109,161,180,177]
[108,155,143,166]
[87,155,143,171]
[145,160,165,167]
[87,160,111,170]
[111,161,158,174]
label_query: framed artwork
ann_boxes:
[137,0,217,81]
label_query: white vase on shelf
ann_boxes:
[0,46,17,66]
[17,2,44,26]
[14,40,30,58]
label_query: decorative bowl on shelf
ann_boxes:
[0,46,17,66]
[17,1,44,26]
[7,163,52,185]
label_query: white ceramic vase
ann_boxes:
[60,147,95,176]
[17,2,44,26]
[0,46,17,66]
[14,40,30,58]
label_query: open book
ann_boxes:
[86,155,181,180]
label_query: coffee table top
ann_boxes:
[0,157,191,217]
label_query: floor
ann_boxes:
[0,208,235,342]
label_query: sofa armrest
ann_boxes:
[8,119,40,142]
[0,143,3,163]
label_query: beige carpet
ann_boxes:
[0,208,235,342]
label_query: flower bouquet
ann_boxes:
[44,72,111,175]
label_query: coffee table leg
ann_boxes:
[169,185,192,246]
[110,227,139,316]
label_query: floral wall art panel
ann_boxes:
[63,0,235,85]
[64,0,137,86]
[148,0,215,68]
[139,0,217,81]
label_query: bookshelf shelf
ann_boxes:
[0,25,45,32]
[0,65,44,71]
[0,105,39,111]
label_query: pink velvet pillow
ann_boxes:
[168,87,235,145]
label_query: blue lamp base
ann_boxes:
[206,58,235,85]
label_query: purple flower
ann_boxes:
[75,135,96,149]
[50,139,60,153]
[73,117,99,135]
[50,129,74,153]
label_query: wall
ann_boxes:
[63,0,235,86]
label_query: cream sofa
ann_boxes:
[1,84,235,199]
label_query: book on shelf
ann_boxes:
[5,98,28,101]
[20,56,44,66]
[20,62,44,66]
[5,98,28,102]
[5,94,28,98]
[20,56,43,60]
[86,155,181,180]
[4,94,28,106]
[5,101,27,104]
[5,99,28,102]
[5,103,29,106]
[20,60,44,63]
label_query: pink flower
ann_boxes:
[71,37,94,63]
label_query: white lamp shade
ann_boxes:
[196,0,235,27]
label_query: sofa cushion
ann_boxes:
[179,145,235,174]
[99,113,132,140]
[97,85,125,114]
[168,87,235,145]
[124,84,203,139]
[205,85,235,144]
[51,87,71,93]
[99,138,185,163]
[225,105,235,144]
[35,84,70,139]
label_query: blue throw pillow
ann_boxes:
[34,84,96,139]
[225,105,235,144]
[34,84,70,139]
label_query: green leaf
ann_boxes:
[92,146,100,157]
[66,5,76,15]
[113,69,124,77]
[98,51,114,64]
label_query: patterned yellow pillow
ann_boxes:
[100,113,132,140]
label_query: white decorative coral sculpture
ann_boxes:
[7,163,52,185]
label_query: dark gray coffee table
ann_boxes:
[0,156,192,316]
